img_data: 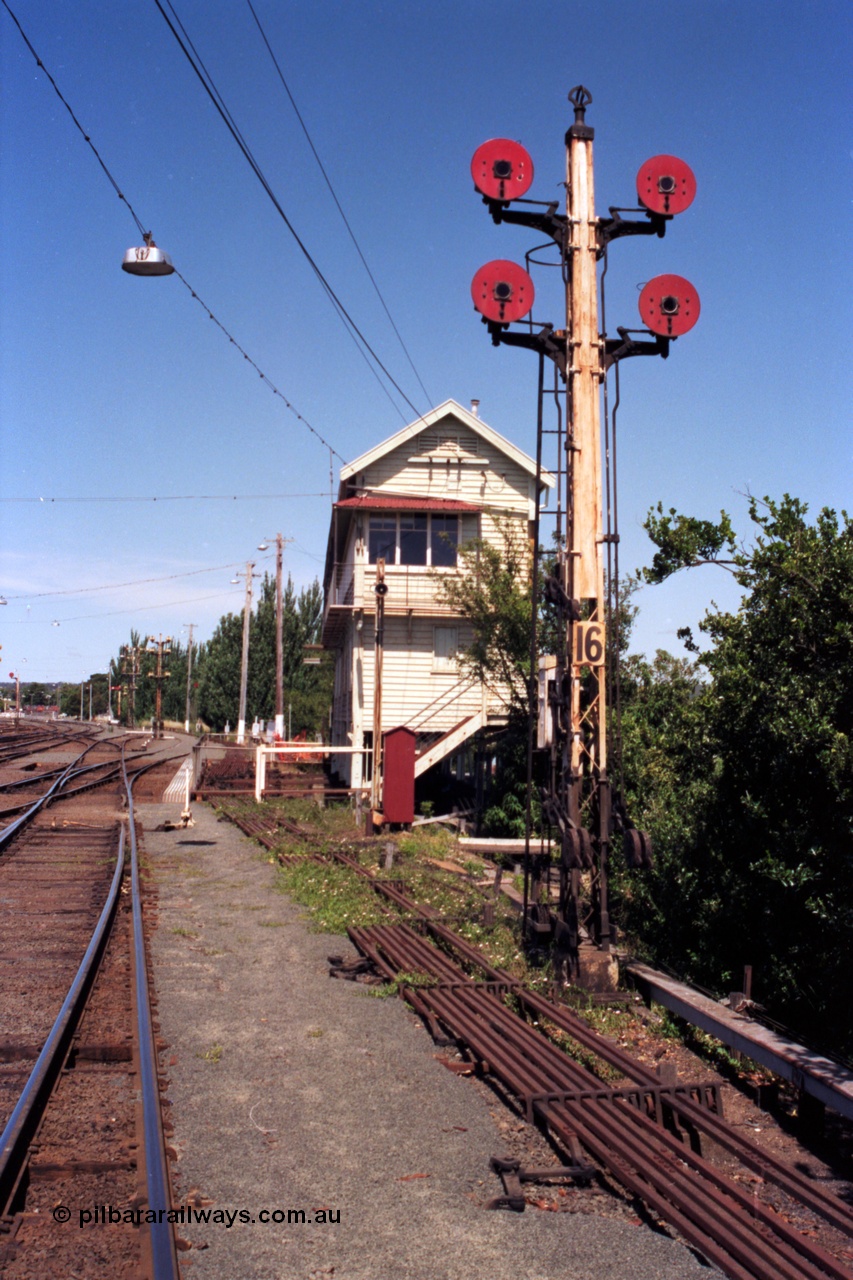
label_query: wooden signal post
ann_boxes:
[470,87,699,972]
[564,87,611,950]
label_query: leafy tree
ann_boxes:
[437,520,533,713]
[193,575,330,734]
[626,495,853,1052]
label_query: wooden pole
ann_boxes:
[237,563,254,745]
[565,87,610,949]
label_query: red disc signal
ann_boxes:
[471,260,535,324]
[636,155,696,216]
[471,139,534,202]
[639,274,700,337]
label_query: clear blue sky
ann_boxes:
[1,0,850,686]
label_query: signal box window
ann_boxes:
[399,514,428,565]
[368,516,396,565]
[433,626,458,671]
[431,515,459,567]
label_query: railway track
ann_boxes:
[0,736,181,1279]
[328,849,853,1280]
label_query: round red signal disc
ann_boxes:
[636,155,696,216]
[639,274,700,337]
[471,260,535,324]
[471,139,534,202]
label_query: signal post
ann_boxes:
[564,89,611,949]
[470,87,699,977]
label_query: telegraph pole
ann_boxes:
[183,623,196,733]
[259,535,294,739]
[145,635,172,738]
[237,562,255,745]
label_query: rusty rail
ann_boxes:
[350,921,850,1280]
[329,849,852,1280]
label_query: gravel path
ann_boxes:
[142,800,718,1280]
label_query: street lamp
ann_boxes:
[122,232,175,277]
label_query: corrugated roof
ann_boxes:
[335,495,481,512]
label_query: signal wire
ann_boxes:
[154,0,426,424]
[0,0,346,462]
[244,0,433,407]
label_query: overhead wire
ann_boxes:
[1,560,272,602]
[4,590,243,626]
[0,493,330,503]
[0,0,346,463]
[154,0,427,425]
[244,0,433,407]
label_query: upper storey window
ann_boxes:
[367,512,476,566]
[367,516,396,565]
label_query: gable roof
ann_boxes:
[339,399,555,490]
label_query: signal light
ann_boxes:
[636,155,696,216]
[639,274,700,336]
[470,139,534,202]
[471,260,535,324]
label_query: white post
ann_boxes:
[255,745,265,803]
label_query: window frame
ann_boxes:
[366,512,477,568]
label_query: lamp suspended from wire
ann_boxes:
[122,231,174,277]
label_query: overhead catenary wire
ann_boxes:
[0,0,346,463]
[154,0,428,425]
[244,0,433,407]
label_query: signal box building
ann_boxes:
[322,399,553,793]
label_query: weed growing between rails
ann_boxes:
[215,795,786,1096]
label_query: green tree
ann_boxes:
[193,575,329,735]
[437,521,533,712]
[630,494,853,1051]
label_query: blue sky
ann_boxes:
[1,0,850,685]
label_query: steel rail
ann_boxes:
[0,746,186,834]
[0,744,98,847]
[123,750,181,1280]
[512,984,853,1238]
[351,922,849,1280]
[0,826,126,1215]
[332,850,853,1241]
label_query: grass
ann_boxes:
[274,856,386,935]
[198,1043,223,1064]
[228,797,729,1087]
[171,926,200,939]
